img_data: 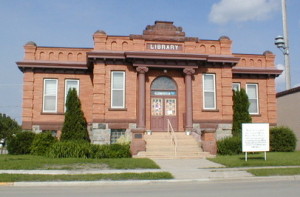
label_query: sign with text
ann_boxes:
[146,43,182,51]
[242,123,269,152]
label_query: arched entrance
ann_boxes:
[150,76,178,131]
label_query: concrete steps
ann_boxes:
[134,132,213,159]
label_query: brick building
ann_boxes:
[17,21,281,156]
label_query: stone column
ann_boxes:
[136,66,149,129]
[183,68,195,131]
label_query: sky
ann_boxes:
[0,0,299,124]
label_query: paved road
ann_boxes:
[1,180,299,197]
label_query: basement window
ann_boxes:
[110,129,126,144]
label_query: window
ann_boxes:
[110,129,126,144]
[43,79,58,112]
[65,79,79,110]
[111,71,125,108]
[246,84,259,114]
[203,74,216,109]
[232,83,241,92]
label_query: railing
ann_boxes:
[167,119,177,157]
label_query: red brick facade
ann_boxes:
[17,21,281,153]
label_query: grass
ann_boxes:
[209,152,300,168]
[0,155,160,170]
[0,172,173,182]
[247,168,300,176]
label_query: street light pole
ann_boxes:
[281,0,291,90]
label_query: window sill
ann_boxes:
[250,114,261,117]
[41,112,64,115]
[108,108,127,111]
[202,109,219,112]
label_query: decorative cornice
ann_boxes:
[16,60,88,72]
[87,51,125,59]
[232,67,282,76]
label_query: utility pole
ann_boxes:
[281,0,291,90]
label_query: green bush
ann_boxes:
[91,144,131,159]
[7,131,36,155]
[217,136,242,155]
[30,131,57,156]
[270,126,297,152]
[47,141,92,158]
[47,141,131,159]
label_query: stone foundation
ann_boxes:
[89,123,135,145]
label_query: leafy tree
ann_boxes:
[60,89,90,142]
[232,88,252,136]
[0,113,21,141]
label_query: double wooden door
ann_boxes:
[151,97,177,131]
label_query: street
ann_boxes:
[0,180,299,197]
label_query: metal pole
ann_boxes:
[281,0,291,89]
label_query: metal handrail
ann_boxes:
[167,119,177,157]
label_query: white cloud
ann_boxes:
[209,0,280,25]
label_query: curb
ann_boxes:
[1,175,300,187]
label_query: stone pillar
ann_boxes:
[136,66,149,129]
[130,128,146,155]
[183,68,195,131]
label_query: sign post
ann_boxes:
[242,123,269,161]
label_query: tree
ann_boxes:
[232,88,252,136]
[0,113,21,140]
[60,89,90,142]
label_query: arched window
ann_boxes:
[151,77,177,96]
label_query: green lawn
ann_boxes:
[0,155,160,170]
[209,152,300,168]
[247,168,300,176]
[0,172,173,182]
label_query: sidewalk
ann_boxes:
[1,158,300,186]
[152,158,253,180]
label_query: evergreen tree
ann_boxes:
[0,113,21,140]
[232,88,252,136]
[60,89,90,142]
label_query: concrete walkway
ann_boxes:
[152,158,253,180]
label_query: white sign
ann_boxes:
[242,123,269,152]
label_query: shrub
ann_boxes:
[232,89,252,136]
[47,141,92,158]
[217,136,242,155]
[47,141,131,159]
[116,135,131,145]
[7,131,36,155]
[30,131,57,156]
[270,126,297,152]
[60,89,90,142]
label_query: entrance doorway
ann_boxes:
[150,76,178,131]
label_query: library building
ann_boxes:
[17,21,282,158]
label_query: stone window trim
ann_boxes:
[42,78,58,113]
[202,73,217,110]
[202,109,219,112]
[108,108,128,111]
[41,112,64,115]
[111,71,126,109]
